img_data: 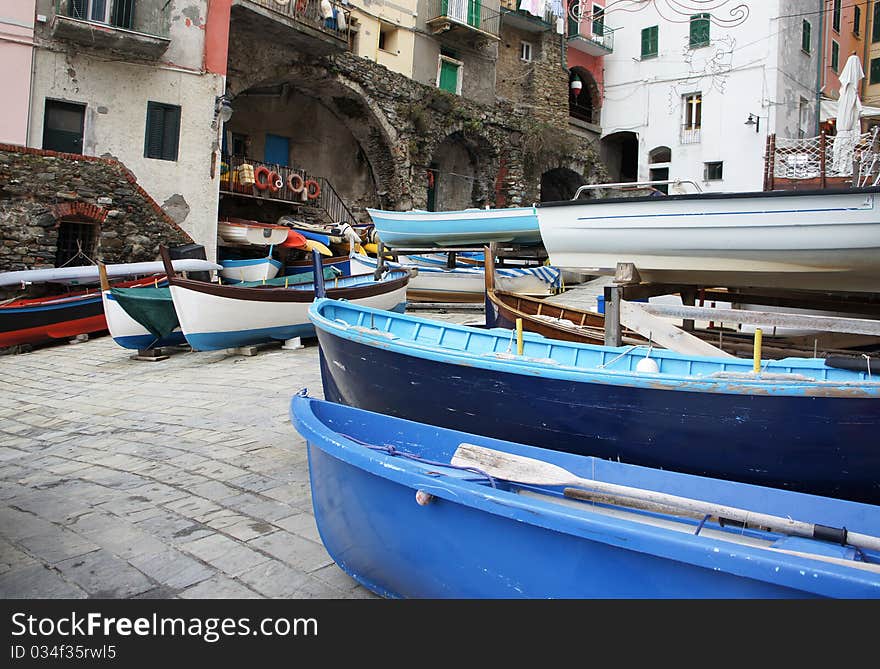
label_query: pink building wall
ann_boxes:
[0,0,36,145]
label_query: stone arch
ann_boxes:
[540,167,584,203]
[649,146,672,164]
[569,67,600,124]
[600,131,639,182]
[424,129,499,211]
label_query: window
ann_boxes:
[144,101,180,161]
[704,161,723,181]
[378,23,398,53]
[871,57,880,85]
[520,41,533,62]
[801,20,811,53]
[854,6,862,36]
[42,99,85,154]
[683,93,702,129]
[437,55,463,95]
[649,146,671,164]
[231,133,248,157]
[55,221,98,268]
[689,13,710,48]
[592,5,604,35]
[568,0,581,38]
[832,0,841,33]
[874,4,880,42]
[69,0,133,30]
[649,168,669,194]
[641,25,658,58]
[831,40,840,72]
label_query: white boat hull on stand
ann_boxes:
[101,290,185,350]
[536,187,880,293]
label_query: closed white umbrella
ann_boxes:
[832,54,865,175]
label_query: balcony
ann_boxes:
[51,0,171,60]
[426,0,501,41]
[232,0,350,52]
[567,21,614,56]
[499,0,556,32]
[681,124,701,145]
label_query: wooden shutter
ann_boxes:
[161,106,180,161]
[690,14,709,47]
[641,26,657,57]
[439,60,459,94]
[144,102,180,161]
[568,0,580,38]
[801,20,811,52]
[468,0,481,29]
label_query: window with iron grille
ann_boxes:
[55,221,98,268]
[689,13,710,48]
[704,161,723,181]
[144,101,180,161]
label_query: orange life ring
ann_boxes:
[305,179,321,200]
[287,173,305,193]
[268,171,283,193]
[253,166,271,191]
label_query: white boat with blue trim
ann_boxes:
[536,185,880,293]
[367,206,541,248]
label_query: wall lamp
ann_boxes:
[214,94,234,127]
[745,113,761,133]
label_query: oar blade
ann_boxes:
[451,443,576,487]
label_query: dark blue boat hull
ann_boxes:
[316,334,880,504]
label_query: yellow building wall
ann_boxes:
[348,1,418,79]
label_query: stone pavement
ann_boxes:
[0,309,476,599]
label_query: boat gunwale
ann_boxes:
[537,185,880,209]
[290,393,880,597]
[309,299,880,395]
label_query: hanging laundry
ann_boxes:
[549,0,564,17]
[518,0,541,18]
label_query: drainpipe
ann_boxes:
[816,0,824,135]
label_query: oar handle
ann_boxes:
[568,477,880,553]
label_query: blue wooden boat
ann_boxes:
[290,391,880,598]
[308,298,880,504]
[367,206,541,248]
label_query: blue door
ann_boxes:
[264,134,290,166]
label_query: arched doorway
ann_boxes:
[429,131,493,211]
[648,145,672,193]
[540,167,583,202]
[600,131,638,182]
[569,67,600,125]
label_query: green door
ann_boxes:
[439,59,459,94]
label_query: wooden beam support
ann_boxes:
[603,285,622,347]
[619,302,734,358]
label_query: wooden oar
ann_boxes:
[451,443,880,553]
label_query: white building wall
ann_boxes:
[601,1,819,193]
[29,0,223,260]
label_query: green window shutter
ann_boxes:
[641,25,658,58]
[689,13,709,48]
[874,5,880,42]
[568,0,580,37]
[468,0,481,28]
[592,6,604,35]
[439,60,459,94]
[831,41,839,72]
[144,102,181,161]
[801,20,810,53]
[871,58,880,85]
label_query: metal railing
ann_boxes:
[569,101,600,125]
[55,0,170,38]
[427,0,502,38]
[681,124,701,145]
[568,20,614,51]
[244,0,351,42]
[220,155,357,226]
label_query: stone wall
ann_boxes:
[0,144,192,295]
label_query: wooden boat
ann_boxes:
[0,259,220,288]
[161,248,410,351]
[367,206,541,248]
[219,256,283,283]
[218,218,289,246]
[0,275,161,348]
[349,252,559,303]
[536,186,880,293]
[290,391,880,598]
[284,254,350,277]
[309,298,880,503]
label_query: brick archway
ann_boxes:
[50,202,109,224]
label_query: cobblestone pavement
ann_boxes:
[0,309,476,599]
